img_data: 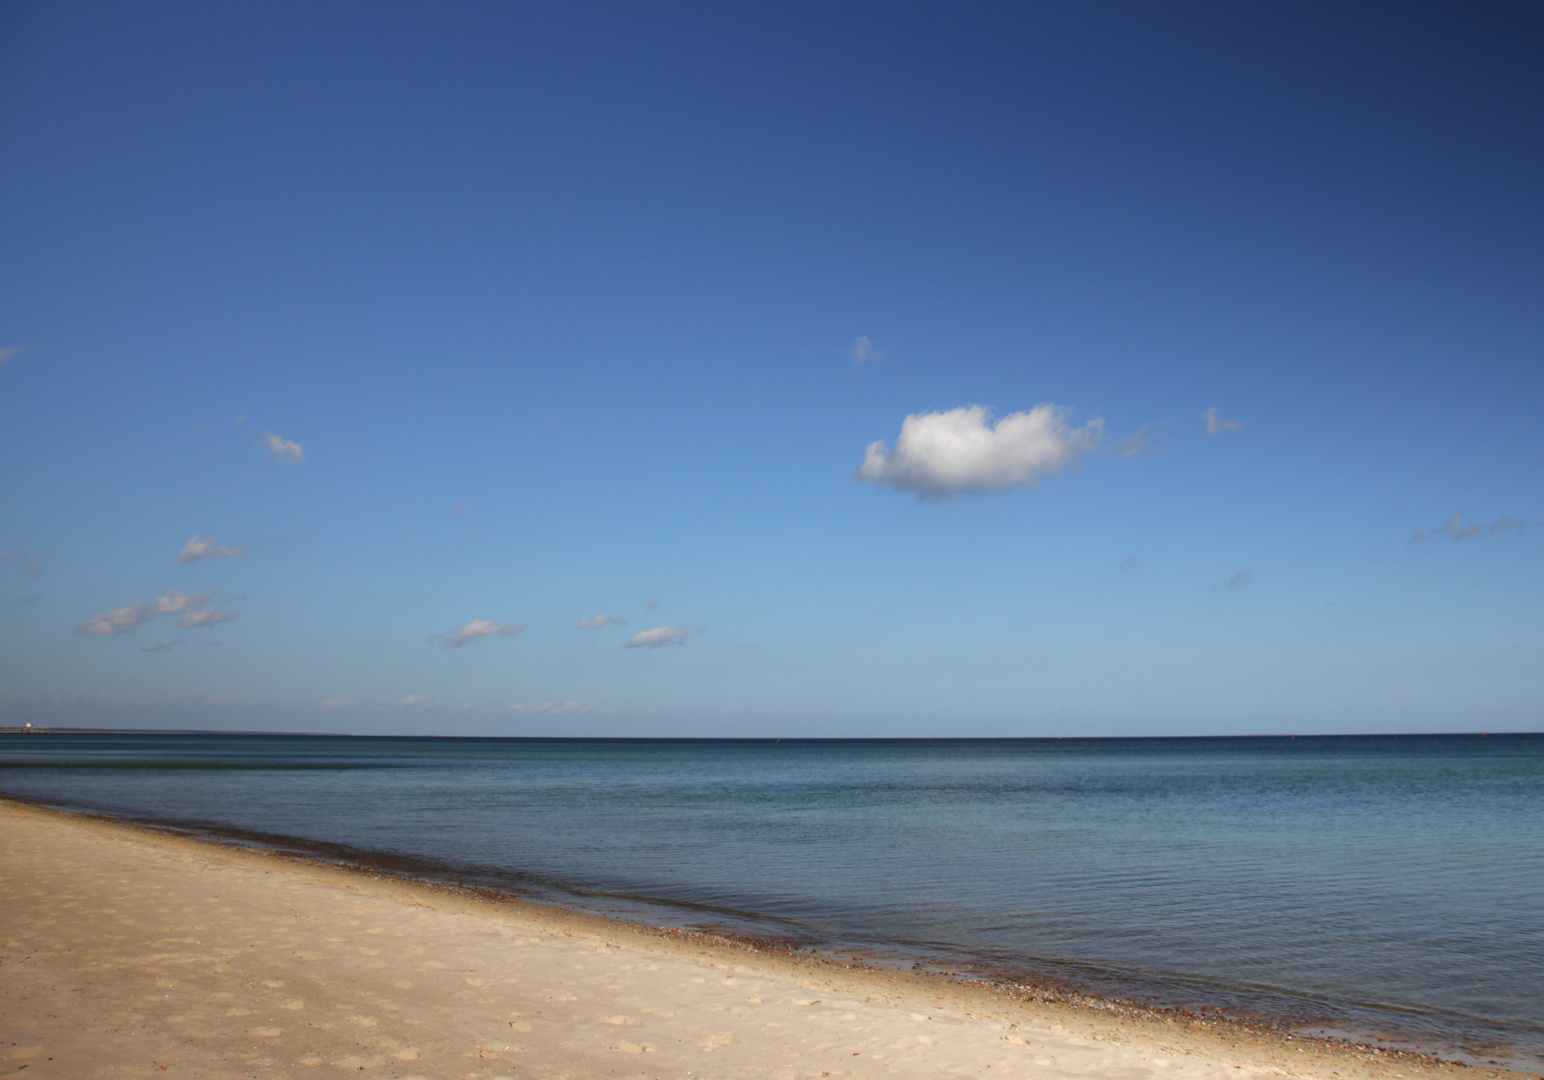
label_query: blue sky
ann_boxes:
[2,2,1541,736]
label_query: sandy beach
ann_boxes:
[0,798,1517,1080]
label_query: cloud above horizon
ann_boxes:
[624,624,698,649]
[75,588,234,636]
[856,404,1105,499]
[1203,407,1244,436]
[578,614,627,629]
[177,535,246,564]
[264,432,306,464]
[1411,512,1539,542]
[436,619,528,648]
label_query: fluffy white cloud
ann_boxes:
[177,535,246,563]
[856,404,1104,499]
[624,624,698,649]
[437,619,528,648]
[850,336,882,364]
[76,589,217,636]
[1203,408,1244,436]
[578,614,627,629]
[264,432,306,464]
[1411,512,1538,542]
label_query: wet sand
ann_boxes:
[0,798,1520,1080]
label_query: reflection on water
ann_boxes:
[2,732,1540,1066]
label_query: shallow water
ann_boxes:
[2,732,1539,1066]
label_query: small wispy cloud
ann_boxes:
[850,336,883,365]
[0,344,34,366]
[17,593,41,604]
[176,608,237,628]
[856,403,1106,500]
[624,624,700,649]
[435,619,528,648]
[264,432,306,464]
[578,614,627,629]
[3,551,46,578]
[140,640,177,653]
[1203,407,1244,436]
[1411,512,1540,542]
[1112,422,1167,459]
[645,600,660,611]
[1213,569,1253,593]
[177,535,246,564]
[1119,553,1139,569]
[76,588,222,636]
[448,502,471,517]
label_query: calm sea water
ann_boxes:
[2,733,1540,1066]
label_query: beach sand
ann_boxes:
[0,798,1516,1080]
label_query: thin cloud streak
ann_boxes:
[76,589,220,636]
[1213,569,1253,592]
[435,619,528,648]
[850,336,882,365]
[1203,408,1244,436]
[578,614,627,629]
[177,535,246,563]
[624,625,699,649]
[1411,512,1540,542]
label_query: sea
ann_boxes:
[1,732,1540,1069]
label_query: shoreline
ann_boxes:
[1,795,1534,1080]
[2,793,1536,1070]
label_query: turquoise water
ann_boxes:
[1,733,1540,1066]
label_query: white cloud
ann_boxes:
[436,619,528,648]
[856,403,1104,499]
[578,614,627,629]
[448,502,471,517]
[176,608,237,628]
[177,535,246,564]
[1411,512,1539,542]
[264,432,306,464]
[0,345,31,366]
[1213,569,1253,593]
[1203,407,1244,436]
[624,624,699,649]
[850,336,882,365]
[140,641,177,653]
[75,589,216,636]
